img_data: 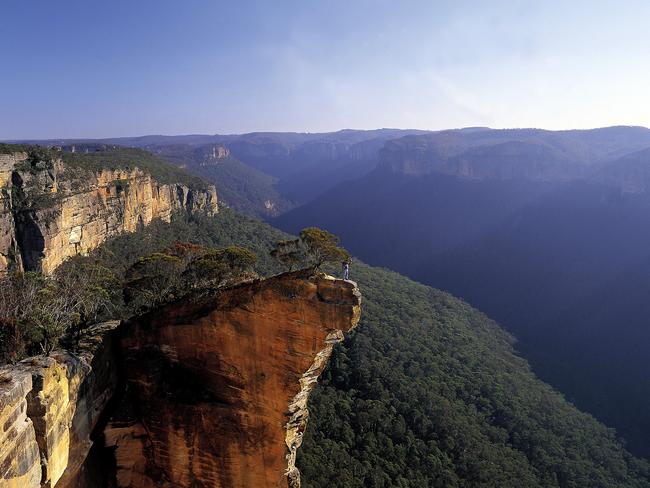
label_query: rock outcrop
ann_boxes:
[0,369,41,488]
[378,136,585,181]
[206,145,230,163]
[0,271,361,488]
[0,322,120,488]
[0,153,23,272]
[109,270,361,488]
[0,151,218,275]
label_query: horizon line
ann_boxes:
[4,124,650,143]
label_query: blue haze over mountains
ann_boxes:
[15,125,650,459]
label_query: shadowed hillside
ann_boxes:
[88,210,650,487]
[274,126,650,459]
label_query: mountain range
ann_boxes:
[272,126,650,458]
[6,126,650,485]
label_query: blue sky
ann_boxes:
[2,0,649,138]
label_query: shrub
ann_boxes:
[0,256,120,361]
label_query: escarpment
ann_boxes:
[0,322,121,488]
[0,150,217,274]
[110,270,361,488]
[0,271,361,488]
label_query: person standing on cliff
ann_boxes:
[342,260,350,280]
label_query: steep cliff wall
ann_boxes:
[0,153,23,272]
[109,271,361,488]
[0,368,40,488]
[0,322,120,488]
[0,272,361,488]
[378,137,585,181]
[0,151,218,274]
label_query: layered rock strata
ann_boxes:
[0,369,40,488]
[0,151,218,274]
[0,272,361,488]
[0,153,23,272]
[0,322,120,488]
[109,271,361,488]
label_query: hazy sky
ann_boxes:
[2,0,650,139]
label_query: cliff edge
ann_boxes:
[0,148,218,274]
[110,270,361,488]
[0,270,361,488]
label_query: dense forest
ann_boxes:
[274,164,650,459]
[7,1,650,486]
[142,143,296,217]
[4,139,650,484]
[55,210,650,488]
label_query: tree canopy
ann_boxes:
[0,236,258,363]
[123,242,258,313]
[271,226,350,270]
[2,209,648,487]
[0,256,118,360]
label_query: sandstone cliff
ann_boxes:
[109,270,361,488]
[0,322,120,488]
[378,137,585,181]
[0,271,361,488]
[0,150,218,274]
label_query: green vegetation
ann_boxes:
[94,209,286,276]
[1,208,648,486]
[123,242,257,313]
[90,210,650,487]
[0,143,42,155]
[200,156,294,217]
[147,143,296,217]
[0,257,118,360]
[0,143,210,189]
[271,226,350,270]
[61,146,210,189]
[298,227,350,267]
[0,212,261,363]
[1,144,57,174]
[271,238,304,270]
[298,265,650,487]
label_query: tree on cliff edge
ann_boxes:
[271,227,349,271]
[0,259,118,360]
[124,242,258,313]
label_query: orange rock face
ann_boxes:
[108,270,361,488]
[0,151,218,275]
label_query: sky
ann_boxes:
[2,0,650,139]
